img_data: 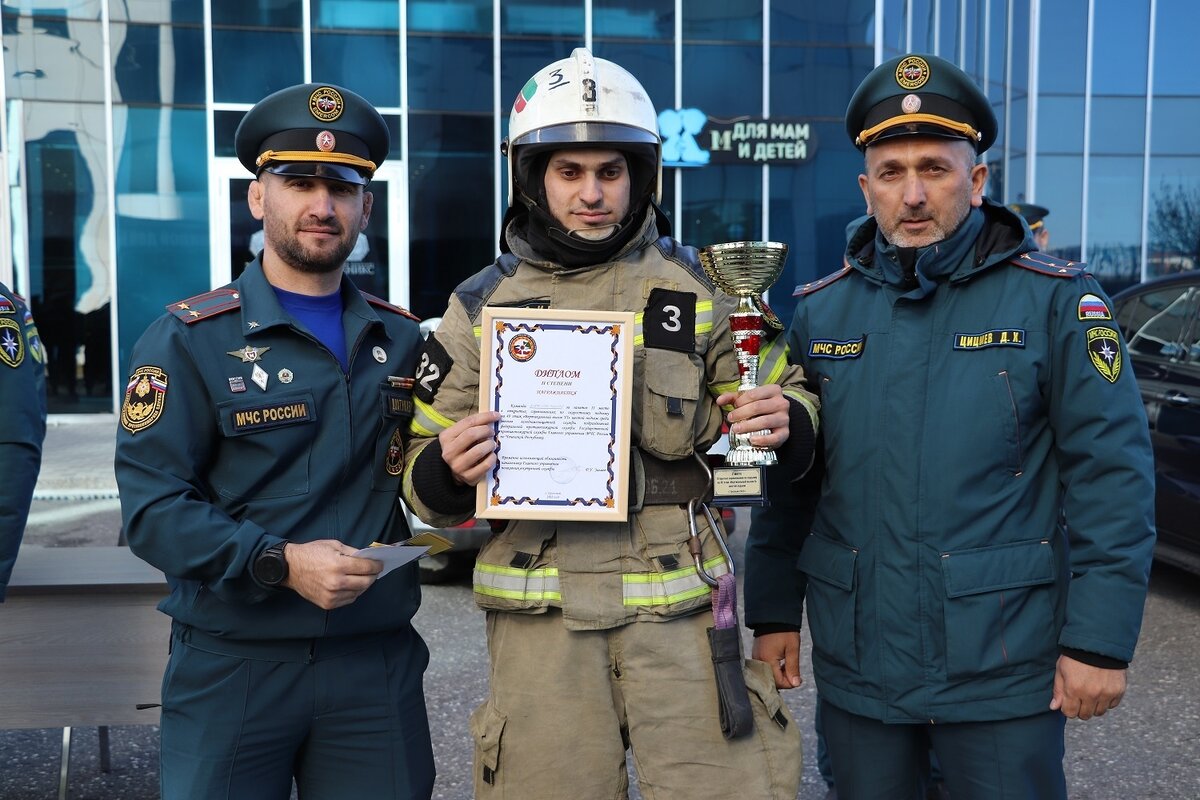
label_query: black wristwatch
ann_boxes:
[253,541,289,587]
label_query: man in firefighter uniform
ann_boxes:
[746,54,1155,798]
[402,49,818,798]
[116,83,434,799]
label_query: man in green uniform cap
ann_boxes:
[1010,202,1051,250]
[746,53,1156,799]
[116,83,434,800]
[0,282,46,601]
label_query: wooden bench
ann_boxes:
[0,546,170,799]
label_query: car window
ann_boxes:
[1116,284,1198,360]
[1186,293,1200,366]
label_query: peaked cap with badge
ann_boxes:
[1009,202,1050,231]
[846,53,997,152]
[235,82,390,186]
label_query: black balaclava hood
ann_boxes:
[508,144,657,268]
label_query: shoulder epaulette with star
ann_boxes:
[361,291,420,322]
[1009,252,1088,278]
[794,263,854,297]
[166,288,241,324]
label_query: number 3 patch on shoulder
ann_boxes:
[644,288,696,353]
[413,332,452,404]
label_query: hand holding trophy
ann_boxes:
[699,241,789,505]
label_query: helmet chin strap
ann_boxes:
[564,222,622,242]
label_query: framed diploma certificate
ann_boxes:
[476,307,635,521]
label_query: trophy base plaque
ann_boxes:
[711,466,768,507]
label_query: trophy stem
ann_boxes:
[729,307,762,393]
[698,240,790,500]
[726,305,777,466]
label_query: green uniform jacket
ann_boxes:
[745,202,1156,723]
[403,212,819,630]
[0,283,47,601]
[116,259,423,640]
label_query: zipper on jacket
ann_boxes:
[997,370,1023,476]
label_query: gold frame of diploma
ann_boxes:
[476,306,635,521]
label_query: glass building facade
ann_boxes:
[2,0,1193,415]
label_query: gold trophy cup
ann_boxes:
[699,241,789,505]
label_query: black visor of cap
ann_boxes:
[862,93,980,146]
[262,161,369,186]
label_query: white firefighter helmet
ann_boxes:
[503,47,662,206]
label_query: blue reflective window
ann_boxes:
[680,165,762,246]
[112,23,206,106]
[501,0,583,36]
[683,44,760,117]
[6,2,99,20]
[881,0,905,58]
[1038,0,1086,94]
[683,0,760,42]
[985,152,1006,203]
[908,0,932,53]
[937,0,959,62]
[1008,155,1027,208]
[212,29,303,103]
[211,0,302,27]
[771,1,873,43]
[1009,95,1028,158]
[213,110,246,158]
[961,3,983,78]
[1087,155,1144,288]
[1090,96,1147,155]
[1147,156,1200,278]
[408,113,495,319]
[985,0,1007,103]
[409,34,493,113]
[1036,96,1085,154]
[770,45,874,119]
[5,17,105,103]
[593,0,672,39]
[592,42,672,112]
[312,0,398,29]
[114,106,211,376]
[1150,97,1200,156]
[1092,0,1149,95]
[1153,0,1200,95]
[408,0,492,33]
[117,2,203,24]
[312,32,400,107]
[20,103,112,412]
[1032,155,1084,255]
[767,120,867,327]
[500,40,577,128]
[1008,8,1030,91]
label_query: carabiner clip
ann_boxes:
[686,453,736,587]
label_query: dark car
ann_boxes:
[1112,272,1200,575]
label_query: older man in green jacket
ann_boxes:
[746,53,1156,800]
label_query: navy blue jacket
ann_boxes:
[746,202,1156,723]
[116,259,423,640]
[0,283,47,601]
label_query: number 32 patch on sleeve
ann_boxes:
[413,332,452,404]
[643,288,696,353]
